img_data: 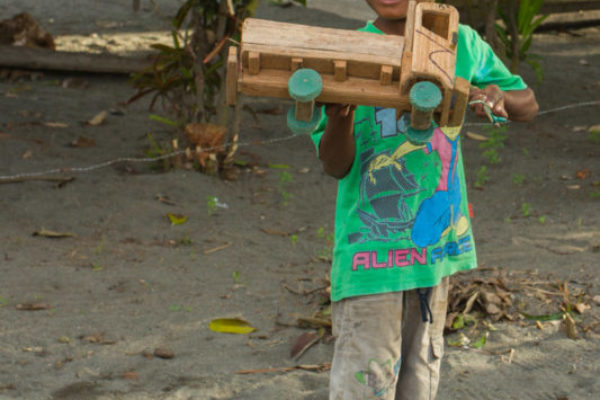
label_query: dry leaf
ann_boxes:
[593,295,600,305]
[22,150,32,159]
[465,131,489,141]
[70,136,96,148]
[290,331,321,360]
[16,303,49,311]
[576,169,591,180]
[80,333,103,343]
[209,318,256,334]
[536,320,544,330]
[32,229,75,239]
[44,122,69,128]
[122,371,138,380]
[574,303,591,314]
[87,110,107,126]
[589,124,600,133]
[22,346,44,353]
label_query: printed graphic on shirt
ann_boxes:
[348,108,471,259]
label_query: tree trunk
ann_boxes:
[191,9,208,123]
[507,0,520,73]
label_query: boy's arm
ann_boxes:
[470,84,539,122]
[318,104,357,179]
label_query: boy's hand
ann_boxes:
[469,84,508,120]
[322,103,357,119]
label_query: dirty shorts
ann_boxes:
[329,277,449,400]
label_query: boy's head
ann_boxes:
[365,0,429,21]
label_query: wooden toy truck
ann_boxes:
[226,0,470,143]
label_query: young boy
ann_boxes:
[310,1,539,399]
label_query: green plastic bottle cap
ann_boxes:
[288,68,323,102]
[409,81,442,112]
[287,105,321,135]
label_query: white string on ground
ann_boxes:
[1,100,599,181]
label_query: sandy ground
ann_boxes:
[1,1,599,399]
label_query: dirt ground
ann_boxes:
[1,1,599,399]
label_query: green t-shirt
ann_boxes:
[311,23,526,302]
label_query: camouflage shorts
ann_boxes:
[329,277,449,400]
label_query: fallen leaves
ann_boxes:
[236,362,331,375]
[69,136,96,148]
[15,303,50,311]
[167,212,187,226]
[32,229,75,239]
[79,332,117,345]
[290,330,324,360]
[209,318,256,334]
[86,110,107,126]
[121,371,139,380]
[576,169,592,180]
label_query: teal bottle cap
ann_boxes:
[288,68,323,102]
[409,81,442,112]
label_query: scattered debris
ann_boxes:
[22,346,44,353]
[121,371,139,380]
[86,110,107,126]
[79,332,117,345]
[69,136,96,148]
[32,229,75,239]
[153,348,175,359]
[15,303,50,311]
[167,212,187,226]
[209,318,256,334]
[290,330,324,360]
[1,175,74,186]
[0,13,55,49]
[184,123,226,174]
[203,242,232,255]
[43,122,69,128]
[236,362,331,375]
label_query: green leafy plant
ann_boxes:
[206,195,218,215]
[317,226,335,262]
[589,129,600,144]
[496,0,548,81]
[512,173,525,184]
[475,165,490,188]
[128,0,305,176]
[521,202,532,217]
[277,171,294,205]
[479,126,507,164]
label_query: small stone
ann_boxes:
[154,347,174,359]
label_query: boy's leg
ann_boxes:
[395,277,449,400]
[330,292,404,400]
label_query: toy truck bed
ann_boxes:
[227,1,470,129]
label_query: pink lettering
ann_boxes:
[352,252,370,271]
[371,252,387,269]
[394,249,410,267]
[410,248,427,265]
